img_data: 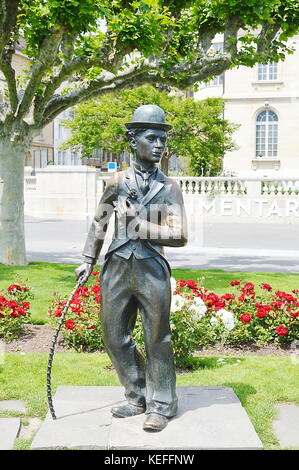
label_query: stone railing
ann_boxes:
[24,168,299,222]
[24,176,37,191]
[25,173,299,197]
[173,177,299,196]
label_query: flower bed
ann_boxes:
[48,271,104,352]
[0,278,33,341]
[48,274,298,366]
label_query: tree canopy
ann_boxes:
[1,0,299,141]
[62,85,238,175]
[1,0,299,265]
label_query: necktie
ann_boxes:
[134,166,157,195]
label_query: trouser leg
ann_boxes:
[134,257,178,418]
[100,255,146,407]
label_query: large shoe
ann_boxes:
[143,413,169,432]
[111,403,146,418]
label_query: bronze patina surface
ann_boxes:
[76,105,188,432]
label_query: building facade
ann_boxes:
[0,39,54,172]
[53,109,81,166]
[194,34,299,177]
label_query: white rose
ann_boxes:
[170,277,177,293]
[216,308,235,331]
[170,294,186,313]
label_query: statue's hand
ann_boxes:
[75,263,93,286]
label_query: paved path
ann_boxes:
[25,216,299,272]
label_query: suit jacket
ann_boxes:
[82,165,188,268]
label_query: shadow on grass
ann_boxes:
[176,356,246,371]
[223,382,257,406]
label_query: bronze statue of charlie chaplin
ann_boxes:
[75,104,188,432]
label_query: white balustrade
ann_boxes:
[24,176,37,191]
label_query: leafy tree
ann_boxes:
[0,0,299,264]
[62,85,238,176]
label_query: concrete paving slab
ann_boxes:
[0,399,27,414]
[31,386,263,450]
[272,403,299,448]
[0,418,21,450]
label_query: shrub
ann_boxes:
[133,278,234,367]
[48,271,104,352]
[48,274,298,362]
[172,279,298,347]
[0,278,33,341]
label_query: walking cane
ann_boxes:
[47,280,81,420]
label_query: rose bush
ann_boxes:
[48,274,298,361]
[0,278,33,341]
[48,271,104,352]
[133,278,235,367]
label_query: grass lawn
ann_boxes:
[0,352,298,450]
[1,262,299,323]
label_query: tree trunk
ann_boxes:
[0,138,28,265]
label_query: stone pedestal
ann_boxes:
[31,386,263,450]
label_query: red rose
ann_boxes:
[230,280,240,286]
[21,302,30,310]
[0,296,7,305]
[186,280,197,289]
[275,291,296,303]
[270,300,283,309]
[261,283,272,291]
[87,325,96,329]
[0,313,5,318]
[15,307,27,316]
[70,306,83,315]
[91,271,99,276]
[257,307,267,318]
[10,311,20,318]
[178,281,186,287]
[92,285,101,294]
[292,289,299,294]
[7,300,18,309]
[8,284,22,293]
[240,313,252,323]
[65,320,76,330]
[221,293,234,301]
[242,282,255,292]
[276,325,288,337]
[215,302,225,311]
[289,311,298,318]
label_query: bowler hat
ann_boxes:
[125,104,172,132]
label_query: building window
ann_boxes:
[256,110,278,159]
[258,62,278,81]
[33,149,48,168]
[58,124,64,140]
[205,43,224,87]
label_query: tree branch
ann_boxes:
[0,58,18,115]
[36,53,232,128]
[256,23,281,57]
[0,0,20,114]
[0,0,19,56]
[17,27,65,120]
[35,32,133,120]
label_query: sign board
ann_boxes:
[107,161,117,172]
